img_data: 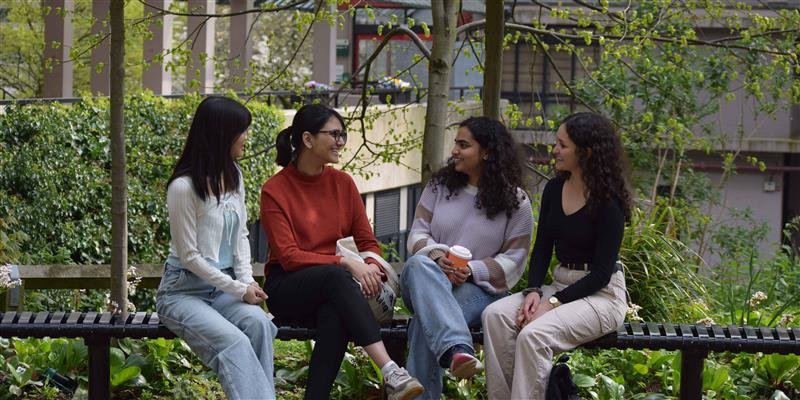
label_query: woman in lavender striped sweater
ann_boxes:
[400,117,533,399]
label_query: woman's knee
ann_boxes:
[317,264,353,283]
[517,326,555,351]
[481,299,504,324]
[402,254,438,280]
[236,306,276,336]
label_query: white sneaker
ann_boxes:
[384,366,424,400]
[449,352,483,379]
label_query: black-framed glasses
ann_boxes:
[318,129,348,144]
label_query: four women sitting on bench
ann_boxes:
[160,96,628,399]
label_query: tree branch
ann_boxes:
[137,0,308,18]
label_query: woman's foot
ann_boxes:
[384,366,424,400]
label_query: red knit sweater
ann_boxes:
[260,163,381,273]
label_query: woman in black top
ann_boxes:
[481,112,632,400]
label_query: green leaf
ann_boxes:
[110,365,141,387]
[573,373,597,387]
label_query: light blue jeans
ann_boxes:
[401,255,506,399]
[156,263,277,400]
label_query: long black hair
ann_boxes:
[430,116,525,219]
[559,112,632,221]
[275,104,345,167]
[167,96,251,201]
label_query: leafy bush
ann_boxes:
[621,201,711,322]
[0,93,282,265]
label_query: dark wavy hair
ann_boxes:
[429,116,525,219]
[167,96,251,202]
[558,112,632,221]
[274,104,345,167]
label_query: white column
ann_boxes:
[43,0,74,98]
[142,0,173,95]
[186,0,215,93]
[311,2,337,85]
[228,0,254,91]
[90,0,110,95]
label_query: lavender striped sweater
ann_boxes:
[407,183,533,294]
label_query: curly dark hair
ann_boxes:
[429,116,525,219]
[559,112,632,221]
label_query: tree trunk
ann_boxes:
[421,0,460,184]
[109,0,128,320]
[483,2,504,119]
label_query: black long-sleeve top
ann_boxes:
[527,176,625,304]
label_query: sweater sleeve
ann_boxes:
[259,185,342,271]
[553,199,624,304]
[526,179,556,289]
[167,179,249,300]
[233,175,255,285]
[406,183,445,258]
[469,188,533,294]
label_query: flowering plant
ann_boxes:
[304,80,332,92]
[377,77,411,90]
[0,263,20,293]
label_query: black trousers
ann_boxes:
[264,264,382,400]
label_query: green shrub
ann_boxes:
[0,93,282,265]
[620,200,711,322]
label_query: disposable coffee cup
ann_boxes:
[447,245,472,269]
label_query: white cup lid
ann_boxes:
[449,245,472,259]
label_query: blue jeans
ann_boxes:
[400,255,506,399]
[156,263,277,400]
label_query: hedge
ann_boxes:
[0,92,282,264]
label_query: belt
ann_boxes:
[561,262,590,271]
[560,261,622,272]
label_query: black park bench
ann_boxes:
[2,310,800,400]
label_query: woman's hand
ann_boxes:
[449,266,470,286]
[243,283,268,305]
[434,255,454,275]
[341,257,384,297]
[516,291,541,328]
[526,300,554,325]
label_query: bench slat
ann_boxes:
[760,327,774,341]
[664,324,677,337]
[728,325,743,339]
[83,312,98,325]
[711,325,725,339]
[2,312,16,324]
[34,311,49,324]
[50,311,66,324]
[646,322,660,336]
[695,325,709,339]
[99,313,113,325]
[148,313,160,325]
[66,312,80,324]
[743,326,759,340]
[18,312,34,324]
[131,312,146,325]
[679,324,694,338]
[630,322,644,336]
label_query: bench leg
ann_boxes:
[86,336,111,400]
[679,349,708,400]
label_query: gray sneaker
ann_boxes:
[384,366,424,400]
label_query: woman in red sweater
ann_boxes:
[260,104,423,400]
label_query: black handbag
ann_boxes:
[546,354,580,400]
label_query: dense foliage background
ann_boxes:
[0,92,282,265]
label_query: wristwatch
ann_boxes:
[548,296,562,308]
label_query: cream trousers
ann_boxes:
[481,266,627,400]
